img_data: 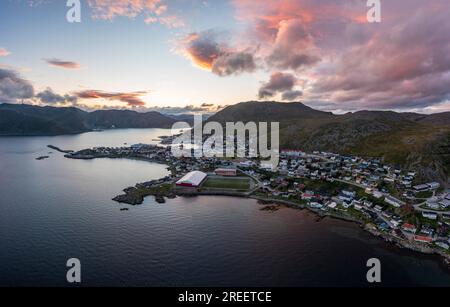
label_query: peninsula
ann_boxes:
[62,141,450,269]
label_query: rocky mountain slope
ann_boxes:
[209,101,450,186]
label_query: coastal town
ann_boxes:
[61,140,450,265]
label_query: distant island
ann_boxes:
[0,103,188,136]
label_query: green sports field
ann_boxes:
[202,177,251,190]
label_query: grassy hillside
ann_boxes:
[210,101,450,185]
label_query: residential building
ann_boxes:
[422,211,438,220]
[402,223,417,233]
[427,182,440,190]
[384,195,405,208]
[413,184,429,192]
[215,168,237,177]
[414,235,433,244]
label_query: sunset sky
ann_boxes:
[1,0,450,114]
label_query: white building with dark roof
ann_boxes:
[422,211,438,220]
[427,182,440,190]
[384,195,405,208]
[439,199,450,209]
[413,184,429,192]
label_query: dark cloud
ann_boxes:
[258,72,298,99]
[282,90,303,101]
[181,31,256,76]
[0,68,34,102]
[182,31,221,69]
[212,51,256,76]
[36,88,77,105]
[267,52,320,71]
[45,58,81,70]
[266,18,321,71]
[75,90,147,107]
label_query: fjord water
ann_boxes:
[1,129,450,287]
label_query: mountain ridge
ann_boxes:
[209,101,450,186]
[0,103,177,136]
[1,101,449,185]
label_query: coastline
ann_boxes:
[59,144,450,271]
[112,182,450,269]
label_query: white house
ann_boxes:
[422,211,438,220]
[427,201,441,210]
[436,241,450,250]
[309,202,323,209]
[327,202,338,209]
[372,190,383,199]
[427,182,440,190]
[439,199,450,209]
[384,195,405,208]
[390,220,401,228]
[413,184,429,192]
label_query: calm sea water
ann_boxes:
[0,129,450,287]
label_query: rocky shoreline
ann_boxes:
[364,225,450,268]
[112,183,450,269]
[254,196,450,268]
[58,142,450,272]
[112,182,176,205]
[47,145,74,154]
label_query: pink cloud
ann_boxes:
[0,48,11,57]
[226,0,450,111]
[178,30,257,76]
[87,0,184,28]
[45,58,82,70]
[75,89,148,107]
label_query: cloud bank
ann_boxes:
[45,58,82,70]
[178,0,450,112]
[36,88,78,105]
[258,72,298,99]
[74,90,148,107]
[0,68,34,102]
